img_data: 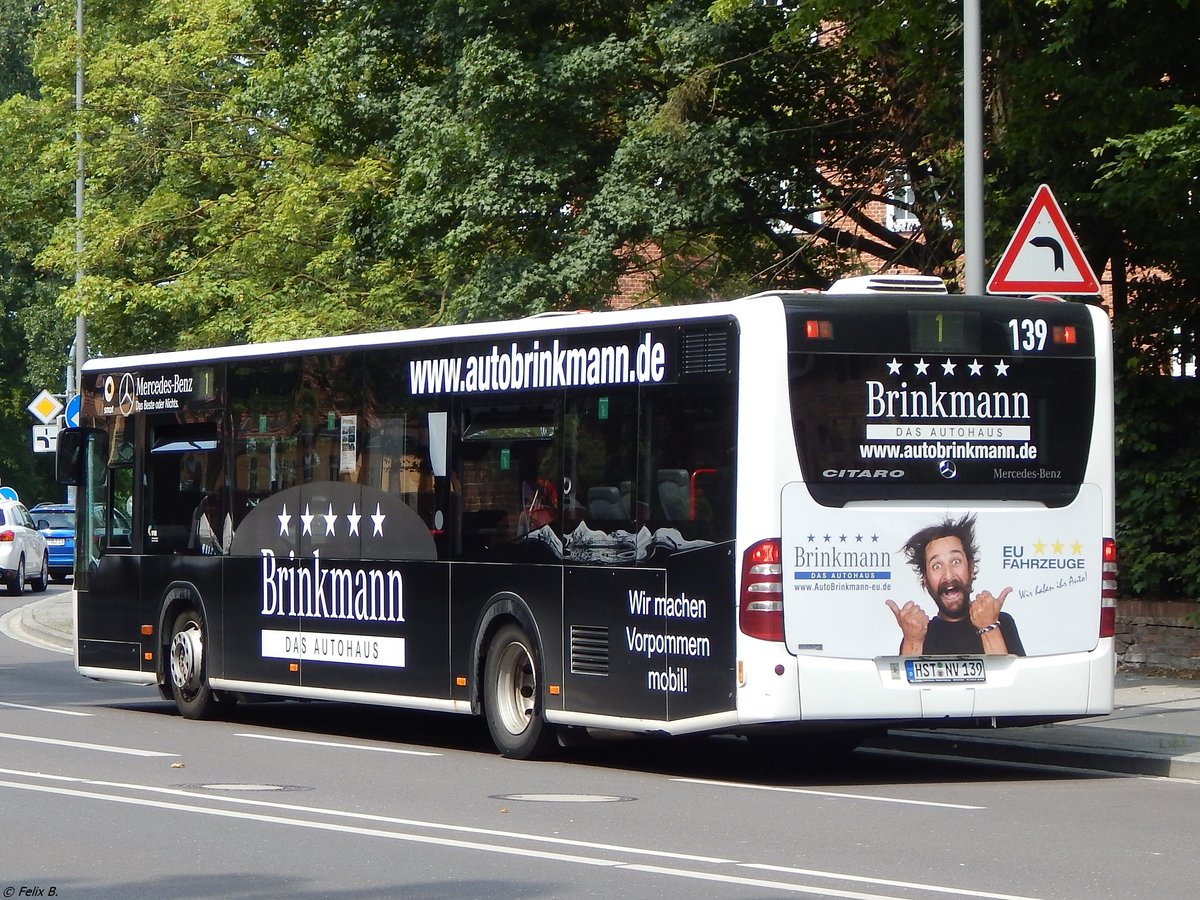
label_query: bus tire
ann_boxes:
[483,623,556,760]
[168,609,226,720]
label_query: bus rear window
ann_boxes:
[785,298,1098,506]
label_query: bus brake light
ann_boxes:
[805,320,834,340]
[1053,325,1077,345]
[740,539,784,641]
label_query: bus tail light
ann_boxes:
[740,539,784,641]
[1100,538,1117,638]
[805,319,834,340]
[0,530,14,542]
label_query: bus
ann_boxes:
[55,276,1117,758]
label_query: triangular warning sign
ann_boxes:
[987,184,1100,295]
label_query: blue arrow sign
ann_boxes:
[65,394,81,428]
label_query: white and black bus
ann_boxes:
[57,277,1117,757]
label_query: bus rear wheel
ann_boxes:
[168,609,230,720]
[484,623,556,760]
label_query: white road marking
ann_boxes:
[235,732,441,756]
[0,731,176,757]
[0,700,92,716]
[0,767,1044,898]
[671,776,985,809]
[744,864,1046,900]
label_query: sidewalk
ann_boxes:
[7,592,1200,778]
[871,672,1200,779]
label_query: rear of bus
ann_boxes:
[759,290,1115,726]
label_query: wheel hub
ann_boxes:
[170,625,204,694]
[495,640,536,736]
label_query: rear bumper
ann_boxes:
[791,640,1116,721]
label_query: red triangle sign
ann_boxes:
[987,184,1100,295]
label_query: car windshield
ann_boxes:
[39,512,75,529]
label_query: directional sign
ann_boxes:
[988,184,1101,295]
[65,393,81,429]
[32,424,60,454]
[0,486,17,501]
[27,389,63,425]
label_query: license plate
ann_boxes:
[47,538,67,546]
[905,658,985,684]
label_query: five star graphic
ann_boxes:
[884,358,1011,378]
[805,532,881,544]
[276,501,386,538]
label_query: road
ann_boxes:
[2,586,1199,899]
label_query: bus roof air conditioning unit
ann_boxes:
[825,275,948,295]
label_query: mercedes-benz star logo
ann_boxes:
[118,373,137,416]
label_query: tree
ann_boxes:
[0,0,72,502]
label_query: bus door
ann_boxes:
[59,425,144,674]
[451,401,567,711]
[139,416,236,683]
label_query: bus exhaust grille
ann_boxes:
[680,327,729,375]
[570,625,609,676]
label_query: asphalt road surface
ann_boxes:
[3,588,1199,899]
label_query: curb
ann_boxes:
[866,729,1200,780]
[0,594,72,655]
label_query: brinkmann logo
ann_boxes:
[259,550,404,622]
[409,332,667,395]
[866,381,1030,420]
[794,547,893,568]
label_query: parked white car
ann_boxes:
[0,498,49,595]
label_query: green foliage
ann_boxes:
[2,0,1200,588]
[0,2,70,503]
[1116,375,1200,600]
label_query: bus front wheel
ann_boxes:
[483,623,556,760]
[168,609,227,720]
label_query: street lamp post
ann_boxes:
[75,0,87,386]
[963,0,985,294]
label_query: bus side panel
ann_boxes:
[221,555,300,691]
[561,544,736,722]
[563,565,668,720]
[76,555,144,673]
[140,555,226,673]
[450,561,564,710]
[297,560,449,699]
[663,545,737,720]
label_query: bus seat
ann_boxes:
[656,468,690,519]
[587,486,624,520]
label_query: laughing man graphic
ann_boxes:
[885,514,1025,657]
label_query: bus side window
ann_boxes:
[642,381,735,542]
[655,469,690,520]
[145,424,224,554]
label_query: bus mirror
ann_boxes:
[55,427,108,487]
[55,428,85,485]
